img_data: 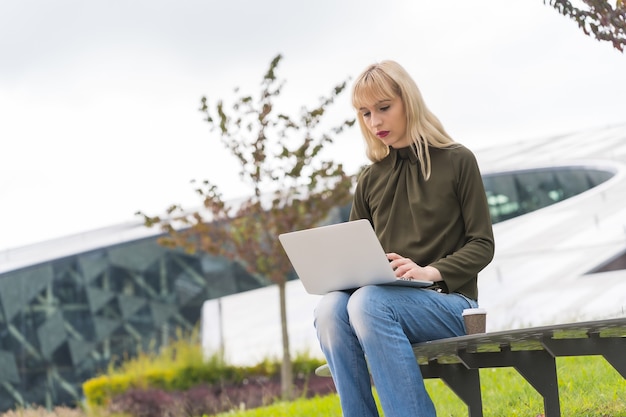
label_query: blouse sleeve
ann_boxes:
[349,166,373,223]
[429,149,495,293]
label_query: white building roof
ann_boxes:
[476,123,626,328]
[0,220,161,275]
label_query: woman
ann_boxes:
[314,60,495,417]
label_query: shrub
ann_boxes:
[81,330,329,412]
[106,372,336,417]
[83,374,135,407]
[107,389,181,417]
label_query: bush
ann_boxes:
[81,331,330,414]
[106,372,336,417]
[83,374,134,407]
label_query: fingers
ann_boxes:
[386,252,402,261]
[394,264,415,278]
[386,254,419,278]
[386,253,428,279]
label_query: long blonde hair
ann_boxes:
[352,60,455,179]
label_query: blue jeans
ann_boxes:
[314,285,477,417]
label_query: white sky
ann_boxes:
[1,0,624,252]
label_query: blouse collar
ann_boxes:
[391,145,419,164]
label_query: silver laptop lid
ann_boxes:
[279,219,432,295]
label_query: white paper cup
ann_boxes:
[462,308,487,334]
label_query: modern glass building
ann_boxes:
[0,236,262,411]
[482,166,614,223]
[1,124,625,412]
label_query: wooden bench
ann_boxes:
[316,317,626,417]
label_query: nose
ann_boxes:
[369,112,381,128]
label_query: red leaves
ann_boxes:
[545,0,626,52]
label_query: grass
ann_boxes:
[212,395,344,417]
[428,356,626,416]
[213,356,626,417]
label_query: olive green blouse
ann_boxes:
[350,144,495,300]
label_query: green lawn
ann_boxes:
[214,356,626,417]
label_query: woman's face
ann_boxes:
[358,95,410,149]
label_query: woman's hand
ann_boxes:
[386,253,442,282]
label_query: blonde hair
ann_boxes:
[352,60,455,179]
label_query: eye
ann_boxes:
[380,105,390,112]
[362,111,371,118]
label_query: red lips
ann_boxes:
[377,131,389,138]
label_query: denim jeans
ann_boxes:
[314,285,477,417]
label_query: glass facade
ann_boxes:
[0,166,615,412]
[0,237,279,412]
[483,166,614,224]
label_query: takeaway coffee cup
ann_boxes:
[462,308,487,334]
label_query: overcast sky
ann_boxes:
[1,0,624,252]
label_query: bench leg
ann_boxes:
[513,351,560,417]
[603,349,626,379]
[543,336,626,379]
[459,349,561,417]
[421,363,483,417]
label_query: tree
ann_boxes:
[137,54,356,400]
[544,0,626,52]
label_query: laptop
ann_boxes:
[278,219,434,295]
